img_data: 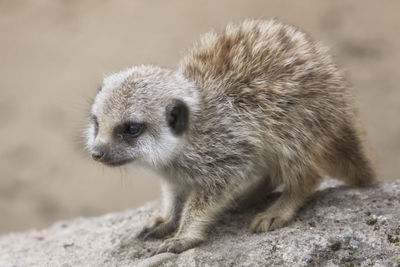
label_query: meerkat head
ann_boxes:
[86,65,198,167]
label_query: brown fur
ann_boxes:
[88,19,375,254]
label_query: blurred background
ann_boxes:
[0,0,399,233]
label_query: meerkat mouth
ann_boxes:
[98,158,135,167]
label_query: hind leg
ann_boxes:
[250,167,322,232]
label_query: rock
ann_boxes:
[1,180,400,266]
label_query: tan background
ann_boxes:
[0,0,399,233]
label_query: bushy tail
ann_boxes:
[327,123,376,186]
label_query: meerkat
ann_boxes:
[86,19,375,254]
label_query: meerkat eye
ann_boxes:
[91,115,99,136]
[121,122,145,138]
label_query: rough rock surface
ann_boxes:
[1,180,399,267]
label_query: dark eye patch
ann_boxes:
[114,121,146,140]
[91,115,99,136]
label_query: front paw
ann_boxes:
[250,212,292,232]
[152,237,201,255]
[137,217,177,240]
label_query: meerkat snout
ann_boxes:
[91,145,105,161]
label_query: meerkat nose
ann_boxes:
[91,146,105,161]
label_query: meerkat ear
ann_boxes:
[166,99,189,135]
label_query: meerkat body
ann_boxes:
[87,19,375,254]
